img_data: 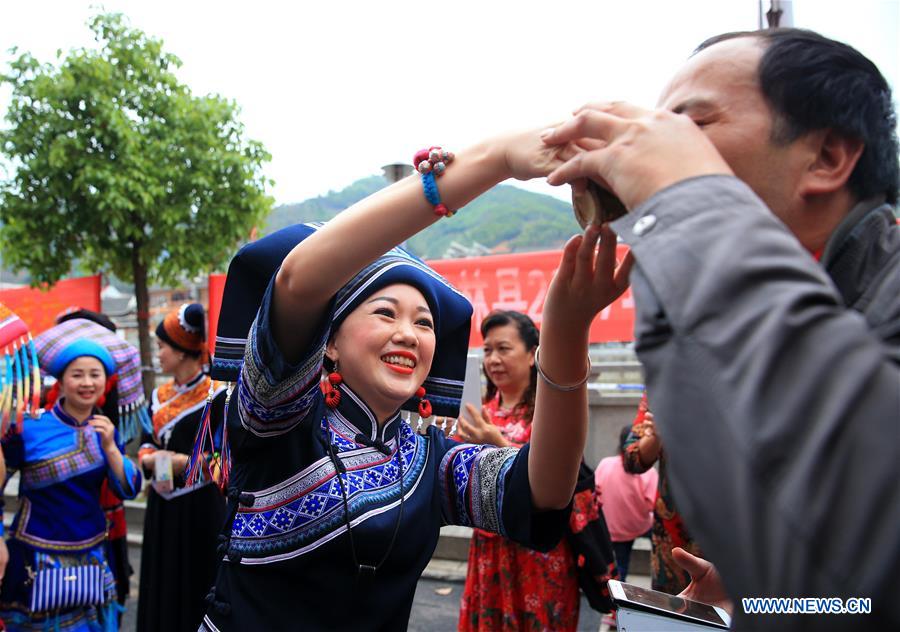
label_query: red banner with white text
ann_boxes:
[0,275,102,336]
[207,248,635,351]
[427,248,634,346]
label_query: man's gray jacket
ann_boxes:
[612,175,900,630]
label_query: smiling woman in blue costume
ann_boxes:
[196,132,633,631]
[0,339,142,631]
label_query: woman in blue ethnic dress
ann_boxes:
[195,132,633,631]
[0,339,142,631]
[136,304,227,631]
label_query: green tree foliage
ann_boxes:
[0,12,272,394]
[266,176,580,259]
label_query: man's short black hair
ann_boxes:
[696,28,899,205]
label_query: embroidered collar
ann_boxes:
[172,370,205,394]
[329,382,403,446]
[152,374,218,440]
[52,400,95,428]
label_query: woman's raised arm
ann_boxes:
[271,130,577,362]
[529,223,633,510]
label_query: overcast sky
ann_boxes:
[2,0,897,205]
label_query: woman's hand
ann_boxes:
[543,223,634,333]
[674,547,734,616]
[142,450,189,476]
[91,417,131,492]
[636,411,662,467]
[637,412,657,439]
[140,451,157,474]
[500,126,583,181]
[454,404,509,447]
[89,415,117,453]
[172,453,190,477]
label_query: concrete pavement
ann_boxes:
[120,544,649,630]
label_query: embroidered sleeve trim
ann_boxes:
[439,443,518,535]
[238,316,329,436]
[471,447,518,535]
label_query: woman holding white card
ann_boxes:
[136,304,227,632]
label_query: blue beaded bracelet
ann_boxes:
[414,146,455,217]
[422,172,440,206]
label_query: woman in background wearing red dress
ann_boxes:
[456,311,580,631]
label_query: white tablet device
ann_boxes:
[608,579,731,629]
[458,353,483,422]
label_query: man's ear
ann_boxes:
[800,129,864,197]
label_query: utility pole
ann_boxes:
[760,0,795,29]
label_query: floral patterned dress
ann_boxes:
[459,395,580,631]
[622,393,702,594]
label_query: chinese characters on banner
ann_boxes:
[427,247,635,347]
[207,247,635,352]
[0,275,102,335]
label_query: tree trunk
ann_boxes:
[131,244,155,400]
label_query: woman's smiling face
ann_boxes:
[60,356,107,409]
[327,283,436,421]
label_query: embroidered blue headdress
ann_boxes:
[46,339,117,379]
[212,222,473,417]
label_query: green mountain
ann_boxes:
[263,176,581,259]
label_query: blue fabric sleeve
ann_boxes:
[434,428,570,552]
[106,430,142,499]
[236,274,333,438]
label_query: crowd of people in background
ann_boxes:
[0,23,897,632]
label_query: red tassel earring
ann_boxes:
[321,371,343,409]
[416,386,432,419]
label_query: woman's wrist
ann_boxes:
[541,309,594,340]
[534,328,591,387]
[468,136,513,184]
